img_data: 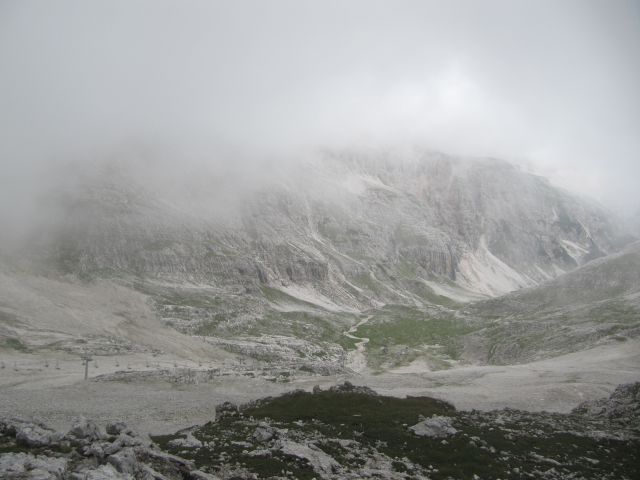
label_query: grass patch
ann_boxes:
[357,305,479,369]
[3,337,28,352]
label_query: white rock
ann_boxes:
[409,416,457,438]
[278,440,340,475]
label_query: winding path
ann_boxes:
[343,315,373,373]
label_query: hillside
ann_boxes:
[351,242,640,371]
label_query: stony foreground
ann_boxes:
[0,416,217,480]
[2,382,639,479]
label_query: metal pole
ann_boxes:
[81,353,92,380]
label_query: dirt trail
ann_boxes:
[343,315,372,373]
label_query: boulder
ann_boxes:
[15,424,55,447]
[0,452,68,480]
[252,424,276,443]
[107,447,138,475]
[68,417,105,442]
[105,421,134,437]
[167,432,203,450]
[74,464,127,480]
[104,433,151,455]
[409,416,457,438]
[277,440,340,475]
[0,452,31,476]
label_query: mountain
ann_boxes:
[28,149,627,299]
[459,240,640,364]
[0,148,634,370]
[355,241,640,372]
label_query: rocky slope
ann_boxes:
[154,381,639,480]
[3,382,638,480]
[0,415,218,479]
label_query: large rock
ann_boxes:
[409,415,458,438]
[72,464,126,480]
[166,432,203,450]
[106,447,138,475]
[105,421,135,437]
[0,452,68,480]
[252,424,276,443]
[15,424,55,448]
[104,433,151,455]
[278,440,340,476]
[68,417,105,442]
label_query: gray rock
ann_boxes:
[252,425,275,443]
[277,440,340,475]
[106,421,134,437]
[15,424,55,448]
[0,452,68,480]
[189,470,221,480]
[246,449,271,458]
[104,433,151,455]
[68,417,105,442]
[409,416,458,438]
[0,452,31,476]
[28,456,68,479]
[83,441,110,459]
[107,447,138,475]
[167,432,202,450]
[77,464,127,480]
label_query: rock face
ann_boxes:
[30,149,627,311]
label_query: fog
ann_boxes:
[1,0,639,232]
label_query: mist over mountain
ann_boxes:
[1,2,639,478]
[9,148,630,303]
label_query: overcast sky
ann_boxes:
[1,0,639,214]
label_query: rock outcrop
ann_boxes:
[0,416,219,480]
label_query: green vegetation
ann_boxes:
[3,337,28,352]
[246,310,358,351]
[357,305,480,370]
[154,389,640,480]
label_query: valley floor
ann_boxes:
[1,339,639,435]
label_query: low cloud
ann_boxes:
[1,0,639,224]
